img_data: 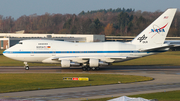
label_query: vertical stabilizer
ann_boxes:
[131,8,177,46]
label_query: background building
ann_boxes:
[0,33,105,49]
[0,38,9,49]
[0,33,180,50]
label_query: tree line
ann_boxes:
[0,8,180,37]
[78,8,135,15]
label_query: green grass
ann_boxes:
[113,51,180,66]
[1,50,180,66]
[86,90,180,101]
[129,91,180,101]
[0,73,153,93]
[0,49,4,55]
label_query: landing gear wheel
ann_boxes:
[24,62,29,70]
[25,66,29,70]
[95,67,100,70]
[82,67,86,71]
[87,67,91,71]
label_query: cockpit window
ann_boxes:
[19,42,23,44]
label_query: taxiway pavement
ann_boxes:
[0,66,180,101]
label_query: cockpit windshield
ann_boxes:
[19,42,23,44]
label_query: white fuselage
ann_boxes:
[3,40,162,64]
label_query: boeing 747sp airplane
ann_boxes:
[3,8,177,71]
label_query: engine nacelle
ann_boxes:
[89,58,99,67]
[99,61,109,66]
[61,59,70,68]
[61,60,81,68]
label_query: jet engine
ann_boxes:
[89,58,99,67]
[61,59,81,68]
[99,61,109,66]
[61,59,70,68]
[89,58,110,67]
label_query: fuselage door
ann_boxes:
[50,43,56,56]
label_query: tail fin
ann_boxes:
[131,8,177,46]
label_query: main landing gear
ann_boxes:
[24,62,29,70]
[82,66,100,71]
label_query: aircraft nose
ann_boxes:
[3,50,9,57]
[3,50,7,56]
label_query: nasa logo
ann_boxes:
[150,23,168,38]
[137,34,147,42]
[151,29,165,33]
[150,23,168,33]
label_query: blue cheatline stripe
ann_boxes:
[3,50,167,54]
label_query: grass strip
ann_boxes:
[0,73,153,93]
[113,51,180,66]
[0,50,3,55]
[85,90,180,101]
[129,90,180,101]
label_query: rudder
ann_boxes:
[131,8,177,46]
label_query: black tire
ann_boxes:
[82,67,86,71]
[95,67,100,70]
[87,67,91,71]
[25,66,29,70]
[92,67,95,71]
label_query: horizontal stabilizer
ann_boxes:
[139,45,174,52]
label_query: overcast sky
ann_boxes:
[0,0,180,19]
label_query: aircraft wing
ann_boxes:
[51,55,141,63]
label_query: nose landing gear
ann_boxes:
[24,62,29,70]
